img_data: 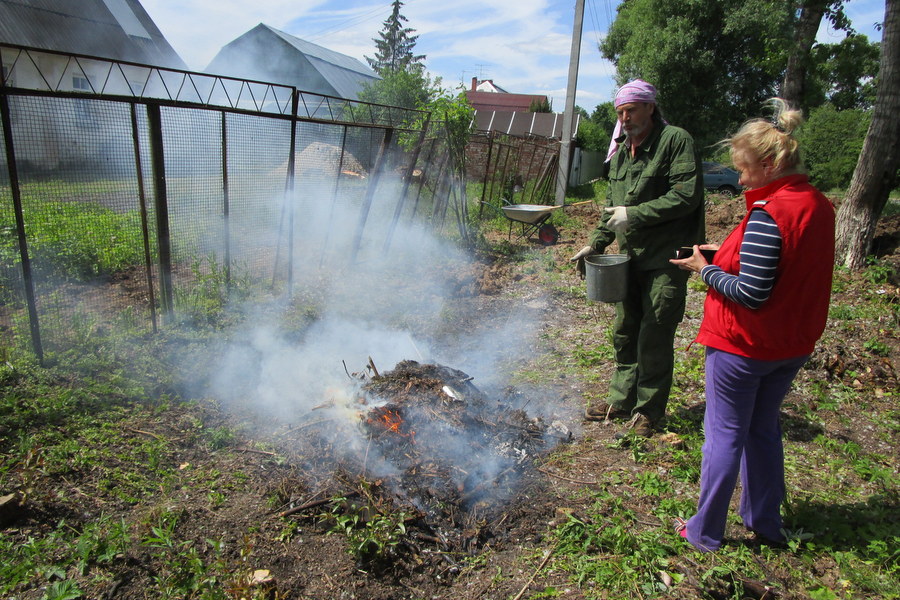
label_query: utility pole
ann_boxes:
[555,0,585,205]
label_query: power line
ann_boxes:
[586,0,618,88]
[586,0,604,49]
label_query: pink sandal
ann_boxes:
[673,517,689,539]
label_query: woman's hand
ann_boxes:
[670,244,719,273]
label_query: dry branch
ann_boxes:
[237,447,276,456]
[458,465,518,503]
[278,491,358,518]
[537,467,599,485]
[125,427,163,440]
[512,546,556,600]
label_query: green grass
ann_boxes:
[0,339,271,599]
[0,179,897,600]
[544,448,899,599]
[0,181,149,284]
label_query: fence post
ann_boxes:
[409,137,437,222]
[146,104,174,323]
[350,127,393,263]
[0,92,43,362]
[319,125,348,268]
[478,132,495,217]
[271,91,299,293]
[129,103,158,333]
[221,111,231,293]
[383,113,431,252]
[286,92,298,294]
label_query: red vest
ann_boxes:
[696,174,835,360]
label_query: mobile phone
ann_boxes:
[675,246,716,262]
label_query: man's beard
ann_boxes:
[624,122,649,139]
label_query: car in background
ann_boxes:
[702,162,742,196]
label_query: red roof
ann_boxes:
[465,90,549,113]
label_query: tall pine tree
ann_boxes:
[366,0,425,75]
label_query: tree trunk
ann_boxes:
[835,0,900,269]
[781,0,827,108]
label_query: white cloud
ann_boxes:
[141,0,618,110]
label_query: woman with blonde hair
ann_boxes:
[671,98,835,551]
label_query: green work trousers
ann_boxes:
[607,267,689,423]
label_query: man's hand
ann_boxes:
[570,246,597,279]
[604,206,629,232]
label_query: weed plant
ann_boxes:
[0,181,148,285]
[321,495,410,566]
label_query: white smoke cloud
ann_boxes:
[191,166,574,506]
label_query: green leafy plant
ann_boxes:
[863,337,890,357]
[140,511,231,599]
[863,257,894,285]
[173,255,230,326]
[41,580,83,600]
[323,497,410,563]
[572,342,613,367]
[204,425,236,450]
[808,587,839,600]
[635,471,672,497]
[552,512,674,597]
[0,187,147,284]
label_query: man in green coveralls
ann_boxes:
[571,79,705,437]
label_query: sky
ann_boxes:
[140,0,887,114]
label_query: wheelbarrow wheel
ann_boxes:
[538,224,559,245]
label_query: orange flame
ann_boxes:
[381,410,403,433]
[368,408,415,440]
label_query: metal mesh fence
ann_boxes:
[0,44,434,360]
[2,94,160,350]
[467,132,560,210]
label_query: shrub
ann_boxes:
[797,104,870,191]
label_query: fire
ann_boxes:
[368,406,415,440]
[381,410,403,432]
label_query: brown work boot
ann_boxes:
[615,413,654,438]
[584,401,631,421]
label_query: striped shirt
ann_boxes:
[700,207,782,309]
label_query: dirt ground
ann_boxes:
[5,194,899,600]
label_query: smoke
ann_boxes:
[189,163,573,508]
[209,317,428,420]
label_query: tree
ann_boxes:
[574,118,608,152]
[528,97,552,113]
[808,35,880,109]
[575,103,617,153]
[600,0,791,149]
[360,1,433,111]
[589,102,616,133]
[780,0,851,109]
[365,0,425,76]
[422,88,476,245]
[835,0,900,269]
[358,68,436,111]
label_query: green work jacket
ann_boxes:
[590,122,705,271]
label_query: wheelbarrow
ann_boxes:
[482,200,594,245]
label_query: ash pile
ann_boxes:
[280,359,570,562]
[361,360,555,511]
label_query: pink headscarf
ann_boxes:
[614,79,658,107]
[605,79,658,162]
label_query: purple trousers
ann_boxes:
[685,348,809,551]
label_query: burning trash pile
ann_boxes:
[278,359,570,563]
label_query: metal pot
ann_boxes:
[585,254,629,303]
